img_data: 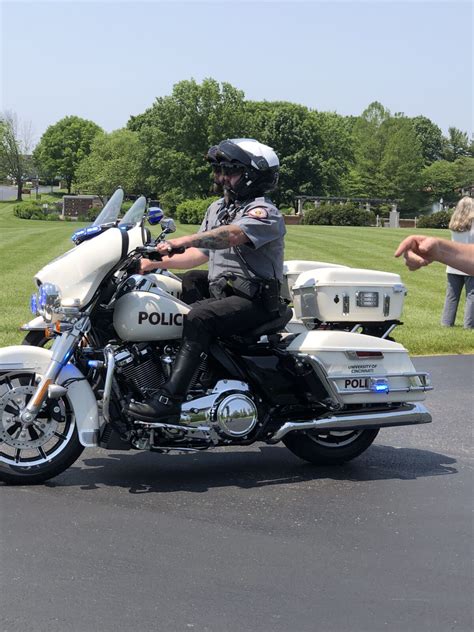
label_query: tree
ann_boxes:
[348,101,390,196]
[33,116,102,193]
[0,111,34,201]
[75,129,144,195]
[243,102,352,208]
[420,160,458,200]
[442,127,472,161]
[128,78,247,203]
[453,156,474,189]
[380,116,424,200]
[411,115,444,164]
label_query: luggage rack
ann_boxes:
[301,320,401,339]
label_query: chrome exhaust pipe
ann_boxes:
[269,403,432,443]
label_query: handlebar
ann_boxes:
[135,244,186,261]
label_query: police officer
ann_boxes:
[128,138,286,422]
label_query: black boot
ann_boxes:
[127,340,206,422]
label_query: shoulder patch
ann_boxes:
[247,208,268,220]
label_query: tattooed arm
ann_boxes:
[156,225,250,255]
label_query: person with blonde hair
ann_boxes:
[440,196,474,328]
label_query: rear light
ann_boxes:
[345,351,384,360]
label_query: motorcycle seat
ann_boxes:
[227,304,293,345]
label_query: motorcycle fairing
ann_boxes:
[35,225,145,308]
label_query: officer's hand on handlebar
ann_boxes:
[155,239,186,257]
[139,258,161,274]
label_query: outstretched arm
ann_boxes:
[140,247,208,273]
[395,235,474,275]
[156,225,251,254]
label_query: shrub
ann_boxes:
[176,197,219,224]
[159,188,187,217]
[302,202,375,226]
[417,211,451,229]
[13,202,43,219]
[13,200,62,221]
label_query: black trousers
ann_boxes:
[180,270,273,349]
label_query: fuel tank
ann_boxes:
[113,287,189,341]
[146,272,183,300]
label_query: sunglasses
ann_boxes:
[212,164,245,176]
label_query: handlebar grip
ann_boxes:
[167,246,186,256]
[147,251,164,261]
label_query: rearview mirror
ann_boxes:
[160,218,176,234]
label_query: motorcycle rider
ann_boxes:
[127,138,286,422]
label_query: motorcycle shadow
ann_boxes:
[51,443,458,493]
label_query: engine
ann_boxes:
[114,343,171,397]
[113,344,259,448]
[114,342,211,398]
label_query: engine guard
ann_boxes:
[0,345,100,447]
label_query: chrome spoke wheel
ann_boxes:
[0,372,83,484]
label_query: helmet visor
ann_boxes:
[212,163,245,176]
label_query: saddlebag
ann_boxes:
[286,330,431,406]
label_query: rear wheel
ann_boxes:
[282,428,379,465]
[0,372,84,485]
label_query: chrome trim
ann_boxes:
[342,293,349,315]
[268,403,432,443]
[132,381,252,445]
[135,420,217,445]
[302,354,344,408]
[381,324,397,339]
[328,371,433,394]
[102,345,115,425]
[383,293,390,317]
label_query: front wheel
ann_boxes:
[22,330,52,349]
[0,372,84,485]
[282,428,379,465]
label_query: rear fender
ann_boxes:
[0,345,100,447]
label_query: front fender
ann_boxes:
[0,345,100,447]
[20,316,48,331]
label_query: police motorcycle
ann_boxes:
[0,202,433,484]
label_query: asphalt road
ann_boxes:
[1,355,472,632]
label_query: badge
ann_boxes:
[247,208,268,219]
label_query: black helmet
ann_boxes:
[206,144,224,194]
[214,138,279,201]
[205,145,220,164]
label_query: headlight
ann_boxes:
[37,283,62,322]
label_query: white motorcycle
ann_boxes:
[0,193,432,484]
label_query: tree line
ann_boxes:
[1,78,473,211]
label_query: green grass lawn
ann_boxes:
[0,199,472,355]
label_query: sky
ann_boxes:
[1,0,472,145]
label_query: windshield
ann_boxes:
[119,196,147,226]
[92,188,124,226]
